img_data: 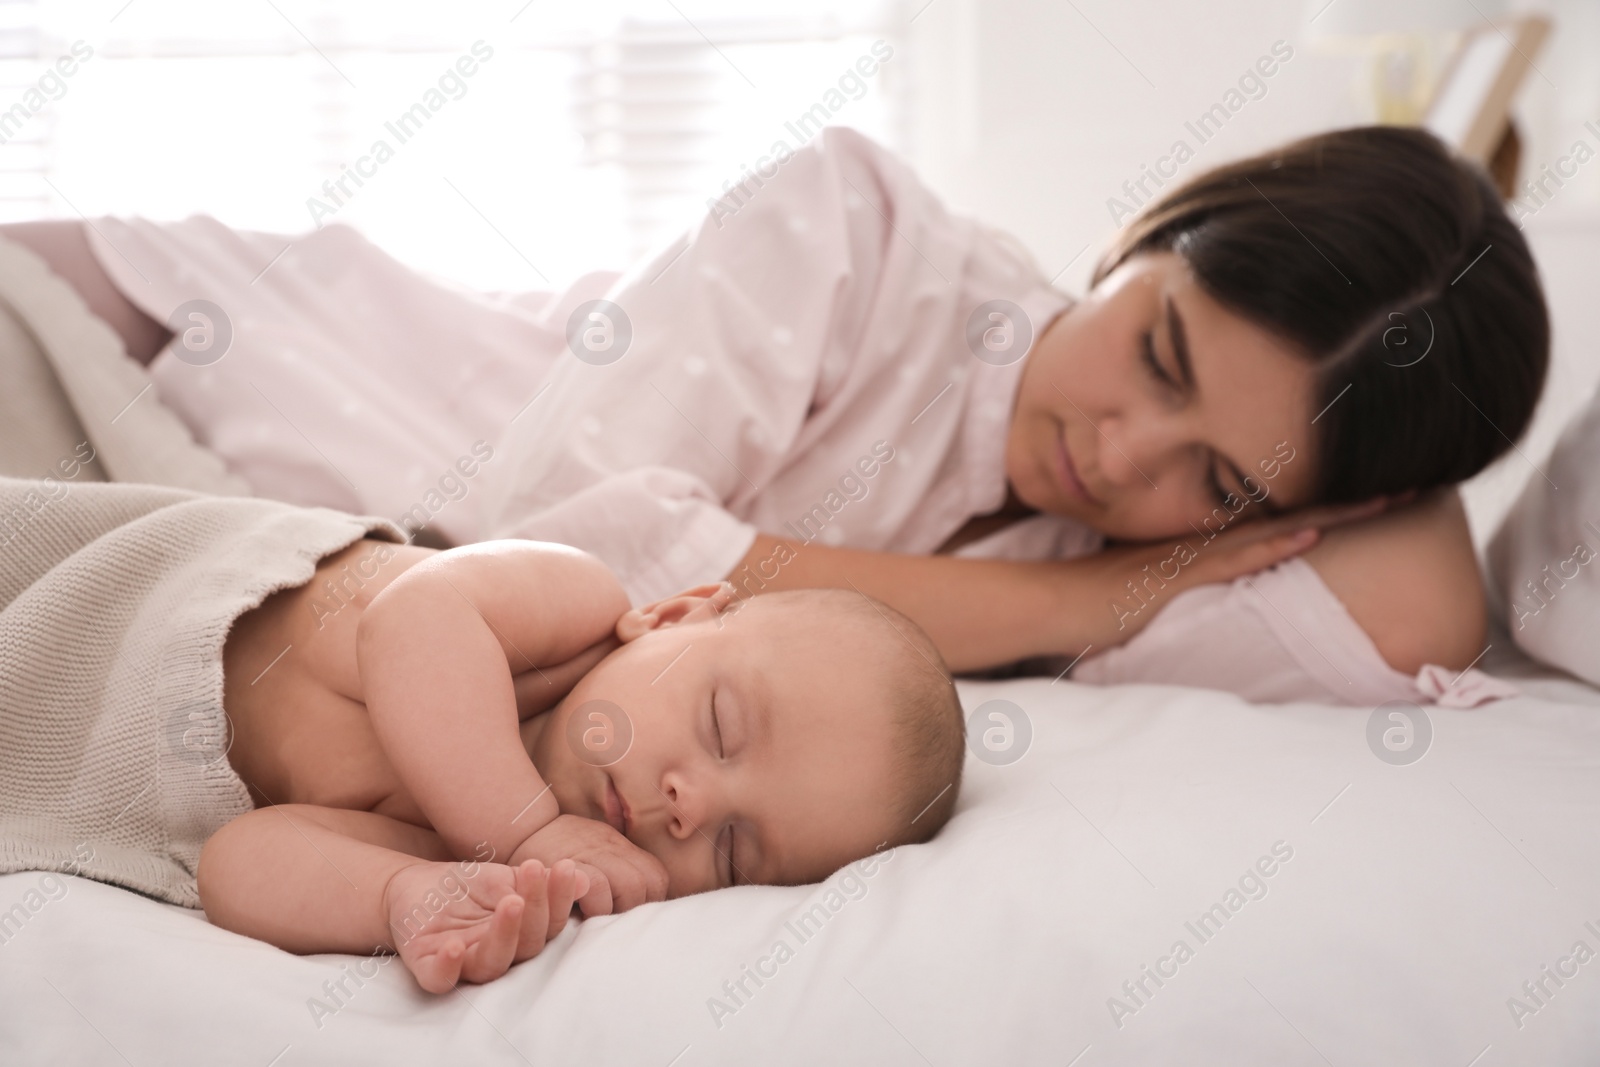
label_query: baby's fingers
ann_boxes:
[413,940,466,995]
[461,894,523,985]
[511,860,551,961]
[544,859,586,942]
[574,861,614,918]
[595,848,669,912]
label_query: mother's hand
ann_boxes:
[1073,494,1406,650]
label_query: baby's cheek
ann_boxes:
[658,850,709,900]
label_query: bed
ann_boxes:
[4,647,1599,1065]
[4,235,1600,1065]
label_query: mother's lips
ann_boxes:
[1053,423,1102,506]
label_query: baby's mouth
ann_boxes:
[602,773,630,837]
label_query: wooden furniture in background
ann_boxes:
[1423,15,1552,199]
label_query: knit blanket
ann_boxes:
[0,475,403,907]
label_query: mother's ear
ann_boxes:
[615,581,737,643]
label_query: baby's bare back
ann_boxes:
[222,538,438,822]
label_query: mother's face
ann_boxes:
[1006,251,1321,542]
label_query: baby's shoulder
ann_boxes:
[295,538,436,635]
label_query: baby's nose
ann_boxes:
[655,777,708,841]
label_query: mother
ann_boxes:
[5,124,1548,703]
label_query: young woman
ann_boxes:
[4,123,1547,704]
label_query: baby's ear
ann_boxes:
[615,582,736,642]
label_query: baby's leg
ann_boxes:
[0,220,173,365]
[198,804,586,992]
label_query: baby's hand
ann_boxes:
[511,814,669,917]
[384,858,588,993]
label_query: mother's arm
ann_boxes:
[726,499,1390,674]
[1299,487,1487,675]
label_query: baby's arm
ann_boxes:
[356,542,662,902]
[197,805,586,992]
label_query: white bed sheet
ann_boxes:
[4,651,1600,1066]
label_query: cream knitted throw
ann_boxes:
[0,475,404,907]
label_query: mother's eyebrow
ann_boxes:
[1171,295,1286,519]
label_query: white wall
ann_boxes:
[900,0,1367,292]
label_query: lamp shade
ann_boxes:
[1304,0,1508,38]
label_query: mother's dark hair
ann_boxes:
[1090,125,1549,504]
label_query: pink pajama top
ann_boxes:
[83,126,1508,708]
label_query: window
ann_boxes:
[1,0,902,289]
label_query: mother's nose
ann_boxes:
[1095,409,1185,490]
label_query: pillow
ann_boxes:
[1487,380,1600,685]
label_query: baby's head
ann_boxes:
[527,582,964,896]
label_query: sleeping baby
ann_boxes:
[204,537,966,992]
[0,476,962,993]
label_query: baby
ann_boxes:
[199,537,965,992]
